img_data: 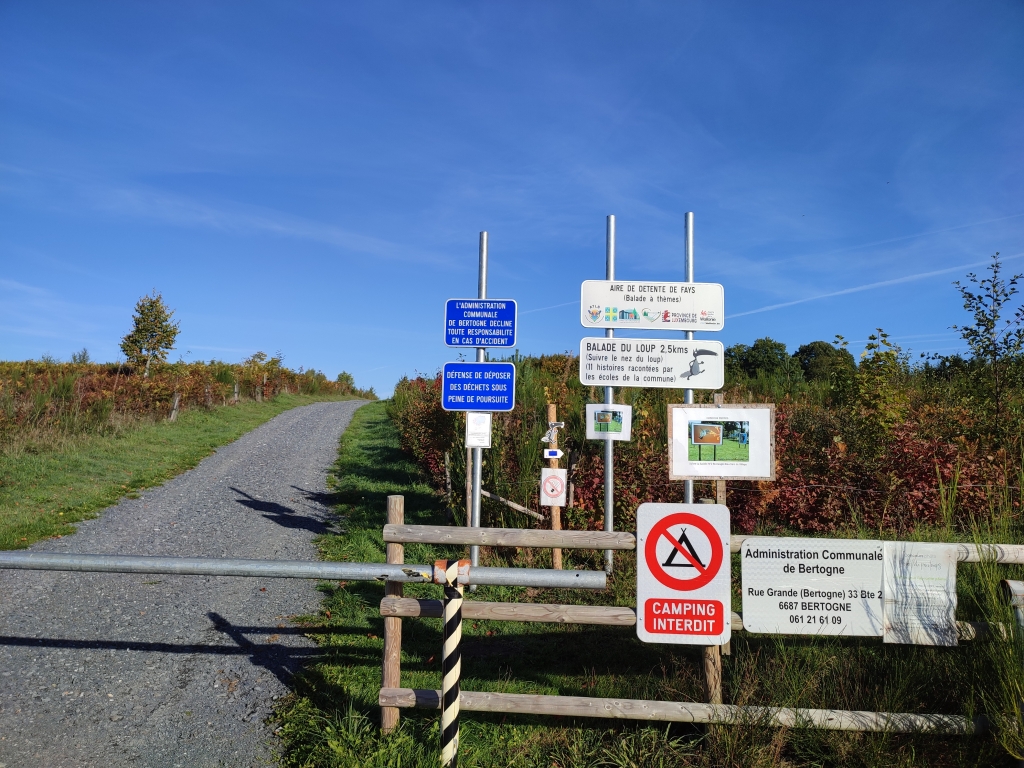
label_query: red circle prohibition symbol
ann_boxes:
[542,476,564,498]
[645,513,723,591]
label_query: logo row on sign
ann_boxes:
[441,280,726,410]
[442,281,726,350]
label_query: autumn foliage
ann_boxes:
[387,344,1018,536]
[0,354,375,441]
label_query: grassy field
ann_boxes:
[688,438,749,462]
[0,393,359,551]
[276,401,1024,767]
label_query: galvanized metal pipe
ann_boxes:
[0,551,434,582]
[684,211,695,505]
[604,214,616,575]
[471,566,605,589]
[0,552,606,589]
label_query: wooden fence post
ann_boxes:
[168,392,181,422]
[382,495,405,733]
[233,382,239,404]
[712,394,730,655]
[547,403,563,570]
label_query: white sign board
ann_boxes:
[580,280,724,332]
[579,338,724,390]
[585,403,632,441]
[741,537,884,636]
[883,542,958,646]
[465,412,492,449]
[669,404,775,480]
[637,503,731,646]
[540,468,567,507]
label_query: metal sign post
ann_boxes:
[471,232,488,574]
[683,212,695,506]
[683,211,723,703]
[604,215,616,575]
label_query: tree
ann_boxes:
[120,291,180,378]
[336,371,356,394]
[746,337,791,377]
[725,337,800,381]
[793,340,856,383]
[952,253,1024,441]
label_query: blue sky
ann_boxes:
[2,2,1022,394]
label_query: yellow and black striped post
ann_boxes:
[438,559,465,766]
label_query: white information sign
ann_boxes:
[540,468,567,507]
[669,405,775,480]
[580,280,724,332]
[636,503,731,646]
[741,537,884,636]
[579,338,724,390]
[883,542,958,647]
[585,403,632,441]
[465,412,492,449]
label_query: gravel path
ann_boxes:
[0,400,365,768]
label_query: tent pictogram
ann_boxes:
[661,528,706,569]
[644,512,723,591]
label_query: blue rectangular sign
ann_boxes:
[445,299,517,348]
[441,362,516,412]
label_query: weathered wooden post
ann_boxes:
[712,393,730,657]
[547,402,563,570]
[233,382,239,403]
[168,392,181,422]
[381,495,405,733]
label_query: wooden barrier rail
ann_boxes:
[388,526,1024,564]
[384,524,636,550]
[379,597,993,640]
[378,688,982,735]
[379,497,1016,749]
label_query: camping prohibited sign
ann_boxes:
[637,503,731,645]
[540,468,567,507]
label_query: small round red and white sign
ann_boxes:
[636,503,731,645]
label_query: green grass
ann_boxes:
[688,438,749,462]
[0,394,359,550]
[277,401,1024,767]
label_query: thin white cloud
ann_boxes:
[728,252,1024,319]
[1,165,453,267]
[86,185,452,266]
[0,278,49,296]
[521,300,577,315]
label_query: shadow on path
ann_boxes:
[231,487,329,534]
[0,614,363,688]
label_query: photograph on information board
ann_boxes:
[688,421,748,462]
[669,404,774,480]
[585,403,632,441]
